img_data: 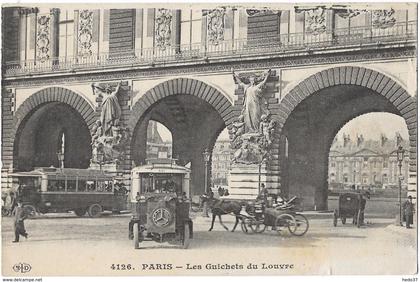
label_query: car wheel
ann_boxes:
[75,208,87,217]
[88,204,102,218]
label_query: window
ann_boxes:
[383,161,388,168]
[382,174,388,184]
[58,10,75,58]
[180,9,202,49]
[78,179,87,192]
[67,180,77,192]
[343,174,348,183]
[48,179,66,191]
[330,162,336,168]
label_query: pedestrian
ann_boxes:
[13,200,28,243]
[403,195,415,229]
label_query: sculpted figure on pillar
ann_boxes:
[90,81,129,165]
[232,68,271,133]
[230,69,276,164]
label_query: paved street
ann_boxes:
[1,211,416,276]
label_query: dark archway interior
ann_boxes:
[14,102,92,171]
[282,85,404,210]
[131,94,226,196]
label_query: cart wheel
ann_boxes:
[74,208,86,217]
[88,204,102,218]
[341,217,346,225]
[333,210,338,227]
[23,205,37,219]
[291,214,309,236]
[182,223,190,249]
[357,210,362,228]
[275,214,296,235]
[249,218,266,233]
[133,223,140,249]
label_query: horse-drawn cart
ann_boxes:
[333,191,368,228]
[240,196,309,236]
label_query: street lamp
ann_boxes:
[57,151,65,170]
[202,149,211,217]
[97,151,105,172]
[397,145,405,226]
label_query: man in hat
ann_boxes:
[403,195,415,229]
[13,200,28,243]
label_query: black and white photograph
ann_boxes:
[0,2,417,277]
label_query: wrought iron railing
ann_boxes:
[4,21,416,77]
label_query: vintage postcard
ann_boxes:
[1,2,417,278]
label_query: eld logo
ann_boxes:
[13,262,32,273]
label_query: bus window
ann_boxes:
[86,181,96,192]
[67,180,77,192]
[48,180,66,192]
[140,174,153,193]
[97,181,105,192]
[78,180,87,192]
[105,181,113,192]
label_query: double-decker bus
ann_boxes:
[10,167,127,217]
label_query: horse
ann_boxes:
[200,194,249,232]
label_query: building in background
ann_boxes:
[146,121,172,160]
[211,139,233,187]
[328,133,409,192]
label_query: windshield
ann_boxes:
[18,177,41,190]
[140,174,183,195]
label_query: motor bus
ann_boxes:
[10,167,127,217]
[128,158,193,249]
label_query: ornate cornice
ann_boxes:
[3,48,416,88]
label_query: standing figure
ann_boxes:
[232,69,271,133]
[92,81,122,137]
[403,195,415,228]
[13,200,28,243]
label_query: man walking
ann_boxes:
[13,200,28,243]
[403,196,415,229]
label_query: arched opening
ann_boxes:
[328,113,410,211]
[14,102,92,171]
[281,83,413,210]
[131,94,228,196]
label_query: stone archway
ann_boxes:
[278,66,417,210]
[12,87,96,171]
[128,78,234,196]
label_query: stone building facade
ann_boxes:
[211,139,232,186]
[2,4,417,209]
[328,134,410,190]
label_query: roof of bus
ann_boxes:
[10,167,114,178]
[131,160,190,174]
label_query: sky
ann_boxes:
[156,112,409,143]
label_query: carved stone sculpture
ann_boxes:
[36,15,51,61]
[305,7,327,35]
[91,81,129,164]
[230,69,276,165]
[155,9,172,51]
[232,69,271,133]
[372,9,396,29]
[78,10,94,56]
[207,9,225,46]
